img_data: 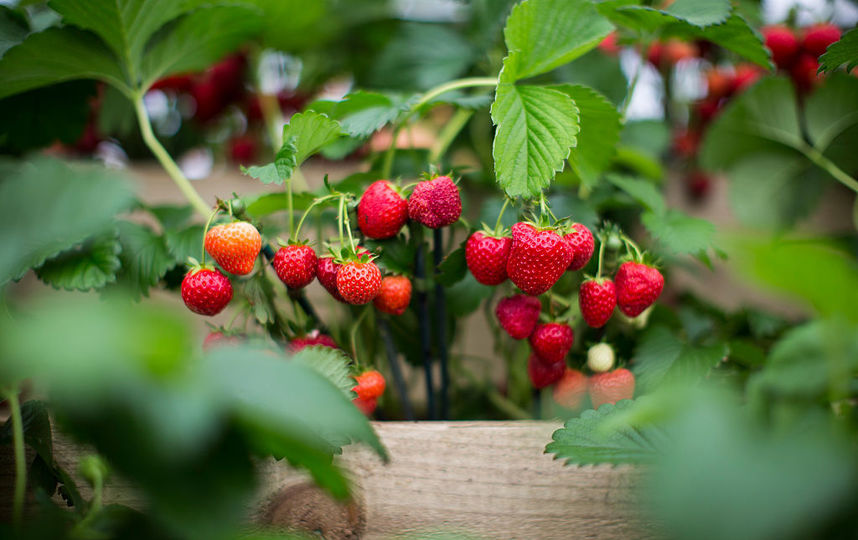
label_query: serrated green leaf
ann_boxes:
[491,82,580,197]
[164,224,203,265]
[274,137,298,181]
[663,0,730,27]
[241,163,281,185]
[309,91,412,138]
[641,209,715,256]
[35,230,122,291]
[281,111,342,168]
[436,245,467,287]
[140,4,262,88]
[0,157,134,286]
[0,400,52,462]
[148,204,194,230]
[363,237,415,276]
[0,27,130,99]
[804,73,858,150]
[553,85,621,189]
[606,174,665,215]
[503,0,613,81]
[237,275,275,326]
[445,273,493,316]
[0,5,28,58]
[632,326,727,392]
[291,347,355,399]
[819,27,858,74]
[244,192,319,218]
[113,221,174,299]
[546,400,664,466]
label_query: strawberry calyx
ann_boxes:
[186,257,216,275]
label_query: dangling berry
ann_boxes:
[589,368,635,408]
[357,180,408,239]
[762,25,799,69]
[587,343,615,373]
[495,294,541,340]
[181,267,233,316]
[564,223,595,271]
[337,260,382,305]
[289,330,338,352]
[316,256,345,302]
[801,23,841,58]
[354,369,386,400]
[203,331,242,351]
[614,261,664,317]
[528,322,574,364]
[353,396,378,416]
[506,222,573,296]
[373,275,412,316]
[273,243,317,289]
[407,175,462,228]
[527,354,565,389]
[204,221,262,275]
[553,368,588,409]
[465,231,512,286]
[579,278,616,328]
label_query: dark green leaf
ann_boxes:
[309,91,412,138]
[606,174,666,215]
[113,221,174,299]
[0,5,29,58]
[0,400,52,461]
[364,237,415,276]
[804,72,858,150]
[96,84,136,137]
[244,192,318,218]
[445,273,493,316]
[242,163,281,185]
[290,347,355,399]
[164,224,203,265]
[819,27,858,74]
[663,0,730,27]
[279,111,342,169]
[621,119,670,159]
[641,209,716,256]
[436,245,467,287]
[633,326,727,392]
[35,230,122,291]
[237,275,275,326]
[148,204,194,230]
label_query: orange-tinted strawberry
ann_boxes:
[354,369,386,399]
[495,294,541,339]
[579,278,616,328]
[337,260,382,305]
[273,243,317,289]
[589,368,635,408]
[373,275,412,315]
[465,231,512,285]
[506,222,573,296]
[553,368,588,409]
[615,261,663,317]
[204,221,262,275]
[358,180,408,239]
[731,63,763,94]
[564,223,594,271]
[528,322,574,363]
[181,267,233,316]
[527,354,565,389]
[407,175,462,228]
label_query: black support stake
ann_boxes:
[379,318,415,421]
[433,228,449,420]
[414,241,435,420]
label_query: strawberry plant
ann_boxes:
[1,0,858,539]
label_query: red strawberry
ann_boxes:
[354,369,386,400]
[731,64,763,93]
[358,180,408,239]
[615,261,664,317]
[528,322,574,363]
[579,278,616,328]
[203,331,241,351]
[790,53,822,93]
[705,68,733,100]
[495,294,541,339]
[465,231,512,285]
[506,223,573,296]
[695,97,722,124]
[687,170,712,199]
[661,39,698,65]
[205,221,262,275]
[316,256,346,302]
[373,275,412,316]
[337,261,382,305]
[672,128,701,158]
[552,368,588,409]
[564,223,594,271]
[273,243,317,289]
[289,330,338,352]
[353,396,378,416]
[150,74,195,93]
[598,31,620,56]
[802,23,841,58]
[181,267,233,316]
[228,135,257,164]
[647,41,664,66]
[589,368,635,408]
[763,25,799,68]
[527,354,565,389]
[407,175,462,228]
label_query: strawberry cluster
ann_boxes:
[763,23,841,92]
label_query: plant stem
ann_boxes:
[350,308,370,365]
[337,196,346,250]
[134,94,210,218]
[287,177,295,238]
[294,195,337,242]
[413,229,435,419]
[4,388,25,530]
[381,124,402,179]
[429,108,474,164]
[595,236,607,280]
[414,77,498,109]
[494,198,511,233]
[342,198,356,253]
[801,144,858,193]
[433,228,450,420]
[379,318,415,421]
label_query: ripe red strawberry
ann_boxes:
[790,53,822,93]
[672,128,701,158]
[465,231,512,285]
[316,256,346,302]
[495,294,541,340]
[407,175,462,228]
[527,354,565,389]
[552,368,588,409]
[289,330,338,352]
[528,322,574,363]
[358,180,408,239]
[564,223,594,271]
[661,39,698,65]
[731,64,763,93]
[589,368,635,408]
[354,369,386,400]
[507,223,573,296]
[615,261,664,317]
[273,243,317,289]
[763,25,799,68]
[373,275,412,315]
[353,396,377,416]
[228,135,257,164]
[695,97,722,124]
[337,260,382,305]
[686,170,712,199]
[181,267,233,316]
[205,221,262,275]
[202,331,241,351]
[579,278,616,328]
[802,23,841,58]
[598,31,620,56]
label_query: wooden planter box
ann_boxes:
[2,421,650,539]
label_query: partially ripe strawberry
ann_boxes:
[647,41,664,66]
[337,260,382,305]
[586,343,615,373]
[589,368,635,408]
[354,369,386,400]
[705,68,733,100]
[181,267,233,316]
[802,23,841,58]
[316,256,346,302]
[495,294,541,340]
[672,128,701,159]
[373,275,412,316]
[553,368,588,409]
[528,354,565,389]
[407,175,462,228]
[661,39,699,65]
[731,64,763,94]
[790,53,822,93]
[615,261,664,317]
[289,330,337,352]
[465,231,512,285]
[205,221,262,275]
[763,25,799,68]
[528,322,574,363]
[353,396,378,416]
[564,223,594,271]
[579,278,616,328]
[507,223,573,296]
[598,32,620,55]
[273,243,317,289]
[203,331,241,351]
[695,97,722,124]
[358,180,408,239]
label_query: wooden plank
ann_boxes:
[2,421,653,539]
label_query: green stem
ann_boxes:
[287,177,295,238]
[294,195,338,242]
[4,388,25,530]
[428,108,474,164]
[596,236,607,279]
[201,207,219,263]
[134,94,210,218]
[337,196,346,250]
[350,308,371,365]
[381,124,402,179]
[801,144,858,193]
[343,197,356,253]
[413,77,498,109]
[494,198,511,233]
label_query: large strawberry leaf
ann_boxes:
[309,91,413,138]
[632,326,728,393]
[112,221,175,300]
[819,27,858,74]
[290,347,356,399]
[641,210,717,258]
[35,230,122,291]
[0,5,28,57]
[803,73,858,151]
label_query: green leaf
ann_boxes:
[281,111,342,168]
[237,275,275,326]
[641,209,716,257]
[436,245,467,287]
[241,163,281,185]
[546,400,664,466]
[803,72,858,150]
[290,347,355,399]
[632,326,727,393]
[606,174,666,215]
[363,237,415,276]
[621,119,670,159]
[148,204,194,230]
[0,400,52,462]
[554,85,621,189]
[490,83,580,197]
[503,0,613,80]
[0,157,134,286]
[445,273,493,316]
[164,224,203,265]
[819,27,858,74]
[97,84,137,137]
[0,27,130,99]
[35,230,122,291]
[244,192,318,218]
[663,0,730,27]
[113,221,174,299]
[0,5,28,58]
[309,91,412,138]
[140,4,262,88]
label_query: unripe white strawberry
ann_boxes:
[587,343,615,373]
